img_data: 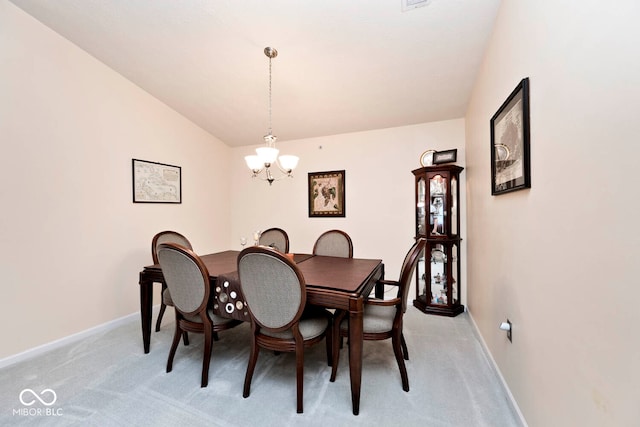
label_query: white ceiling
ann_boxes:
[9,0,501,147]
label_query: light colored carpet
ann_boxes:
[0,309,522,426]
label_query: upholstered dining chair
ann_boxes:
[330,238,426,392]
[258,227,289,253]
[152,230,193,333]
[237,246,332,413]
[156,243,242,387]
[312,229,353,258]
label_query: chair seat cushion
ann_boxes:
[261,315,329,340]
[183,309,239,326]
[340,304,396,334]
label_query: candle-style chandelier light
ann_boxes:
[244,47,299,185]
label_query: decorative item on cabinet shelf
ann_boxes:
[419,149,436,167]
[420,149,458,167]
[432,149,457,165]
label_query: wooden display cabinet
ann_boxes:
[412,164,464,316]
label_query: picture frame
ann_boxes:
[132,159,182,203]
[308,170,345,217]
[490,77,531,195]
[432,149,458,165]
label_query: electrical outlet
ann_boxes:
[506,319,512,343]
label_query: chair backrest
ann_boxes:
[396,238,427,313]
[237,246,305,331]
[312,229,353,258]
[152,230,193,263]
[259,228,289,253]
[156,243,209,316]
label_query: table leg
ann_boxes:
[348,301,364,415]
[139,272,152,354]
[374,264,385,298]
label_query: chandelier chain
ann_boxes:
[268,54,273,137]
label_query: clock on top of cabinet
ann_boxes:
[412,164,464,317]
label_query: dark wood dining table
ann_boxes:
[138,250,384,415]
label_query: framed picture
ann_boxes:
[433,149,457,165]
[490,77,531,195]
[132,159,182,203]
[308,170,345,217]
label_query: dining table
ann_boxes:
[138,250,384,415]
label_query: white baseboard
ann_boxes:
[0,306,160,370]
[467,310,528,427]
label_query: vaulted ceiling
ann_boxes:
[9,0,501,147]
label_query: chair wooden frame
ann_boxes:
[330,238,426,392]
[238,246,332,413]
[157,243,241,387]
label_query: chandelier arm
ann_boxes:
[250,165,292,182]
[253,175,289,182]
[274,159,294,175]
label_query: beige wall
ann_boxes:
[465,1,640,425]
[0,2,232,359]
[229,121,466,284]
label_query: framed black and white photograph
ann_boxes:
[433,149,457,165]
[490,77,531,195]
[132,159,182,203]
[308,170,345,217]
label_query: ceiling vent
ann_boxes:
[402,0,432,12]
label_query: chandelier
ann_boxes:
[245,47,299,185]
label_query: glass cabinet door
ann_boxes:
[430,244,447,304]
[451,176,458,236]
[416,177,426,236]
[429,175,447,236]
[451,242,459,304]
[417,247,426,296]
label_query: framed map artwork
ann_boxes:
[308,170,345,217]
[132,159,182,203]
[490,77,531,195]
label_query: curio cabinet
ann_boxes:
[412,164,464,316]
